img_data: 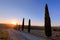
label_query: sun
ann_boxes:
[11,22,17,25]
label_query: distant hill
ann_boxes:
[0,23,16,29]
[13,24,60,31]
[0,23,60,31]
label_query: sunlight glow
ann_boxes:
[10,21,17,25]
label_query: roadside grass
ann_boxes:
[22,29,60,40]
[0,29,8,40]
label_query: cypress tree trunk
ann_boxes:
[22,18,24,31]
[45,4,52,37]
[28,19,31,33]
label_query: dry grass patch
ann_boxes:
[23,29,60,40]
[0,29,8,40]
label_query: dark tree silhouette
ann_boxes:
[17,25,20,31]
[22,18,25,31]
[14,24,18,30]
[14,25,17,30]
[44,4,52,37]
[28,19,31,33]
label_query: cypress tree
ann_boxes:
[15,24,18,30]
[14,24,18,30]
[14,25,17,30]
[28,19,31,33]
[17,25,20,31]
[45,4,52,37]
[22,18,24,31]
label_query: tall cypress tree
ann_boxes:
[28,19,31,33]
[45,4,52,37]
[22,18,24,31]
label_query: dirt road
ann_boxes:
[7,29,47,40]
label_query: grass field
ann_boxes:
[21,28,60,40]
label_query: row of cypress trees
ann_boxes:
[14,18,31,33]
[15,4,52,38]
[21,18,31,33]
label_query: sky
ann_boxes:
[0,0,60,26]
